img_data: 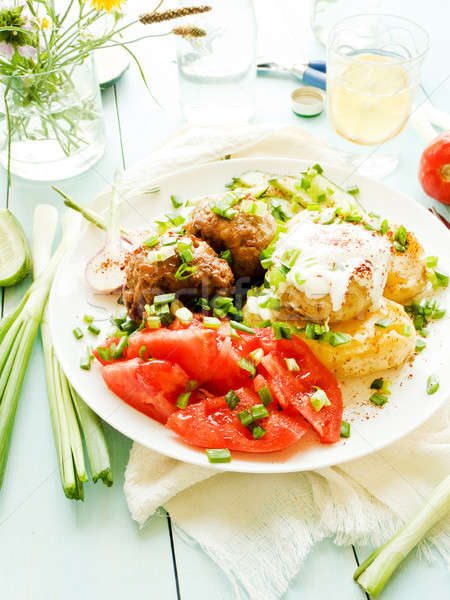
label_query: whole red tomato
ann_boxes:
[419,132,450,205]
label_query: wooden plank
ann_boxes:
[0,86,177,600]
[173,533,365,600]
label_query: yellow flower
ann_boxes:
[41,17,49,29]
[90,0,124,12]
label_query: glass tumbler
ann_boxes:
[327,14,429,146]
[176,0,257,125]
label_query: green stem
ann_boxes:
[354,475,450,596]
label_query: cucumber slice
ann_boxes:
[227,171,274,189]
[269,177,310,207]
[0,209,32,287]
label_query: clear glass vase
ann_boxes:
[176,0,257,125]
[0,56,106,181]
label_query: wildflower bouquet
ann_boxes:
[0,1,211,180]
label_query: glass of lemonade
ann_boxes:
[327,14,429,146]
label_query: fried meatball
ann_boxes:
[186,194,277,281]
[123,235,234,320]
[383,229,428,304]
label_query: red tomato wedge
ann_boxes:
[204,336,250,394]
[126,325,218,383]
[97,319,343,452]
[102,358,189,424]
[167,386,308,452]
[260,338,343,443]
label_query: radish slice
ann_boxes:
[85,170,133,294]
[85,243,129,294]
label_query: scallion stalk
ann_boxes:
[34,207,113,499]
[354,475,450,597]
[0,205,72,488]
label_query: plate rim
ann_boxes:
[49,156,450,473]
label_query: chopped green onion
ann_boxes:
[238,357,256,378]
[113,336,128,359]
[312,163,323,174]
[426,375,439,395]
[249,348,264,365]
[175,307,193,324]
[428,270,449,289]
[139,346,150,361]
[370,378,384,390]
[272,322,292,340]
[186,380,198,392]
[340,421,351,438]
[170,194,183,209]
[310,387,331,412]
[209,193,238,220]
[284,357,300,372]
[220,249,232,265]
[401,324,411,337]
[196,297,211,311]
[370,377,391,395]
[251,424,266,440]
[83,315,94,324]
[237,409,253,427]
[225,390,241,411]
[73,327,83,340]
[300,177,311,190]
[146,316,161,329]
[375,318,392,328]
[415,338,426,353]
[88,324,100,336]
[259,296,281,311]
[249,404,269,420]
[393,225,407,247]
[257,385,273,407]
[179,248,194,264]
[320,331,352,346]
[175,263,197,280]
[369,393,389,406]
[203,316,221,329]
[257,319,272,328]
[306,203,322,211]
[266,267,286,291]
[143,235,159,248]
[205,448,231,463]
[154,293,176,306]
[426,256,438,268]
[176,392,191,409]
[96,346,112,362]
[346,185,360,195]
[241,199,267,217]
[379,219,389,235]
[230,320,255,334]
[80,347,94,370]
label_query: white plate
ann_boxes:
[49,158,450,473]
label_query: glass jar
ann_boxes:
[176,0,257,125]
[0,56,106,181]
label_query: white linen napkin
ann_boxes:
[119,125,450,600]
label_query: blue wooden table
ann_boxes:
[1,3,449,598]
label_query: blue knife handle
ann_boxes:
[303,67,327,90]
[308,60,326,73]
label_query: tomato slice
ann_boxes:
[126,325,219,382]
[260,336,343,443]
[102,358,189,424]
[167,386,308,452]
[204,336,251,394]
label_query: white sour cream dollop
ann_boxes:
[273,221,391,311]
